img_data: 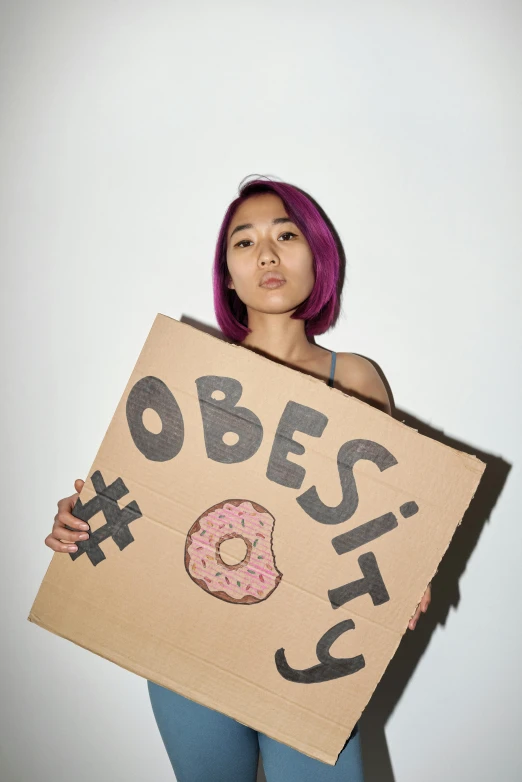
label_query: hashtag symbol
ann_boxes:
[68,471,142,566]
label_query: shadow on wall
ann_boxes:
[180,315,232,342]
[358,363,510,782]
[180,316,511,782]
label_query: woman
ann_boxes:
[45,176,431,782]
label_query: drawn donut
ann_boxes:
[184,499,282,604]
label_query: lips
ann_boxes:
[259,271,286,289]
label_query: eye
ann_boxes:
[234,231,297,249]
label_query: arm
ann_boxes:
[334,353,392,415]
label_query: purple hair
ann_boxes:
[212,176,343,342]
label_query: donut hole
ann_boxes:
[218,536,248,566]
[222,431,239,446]
[142,408,162,434]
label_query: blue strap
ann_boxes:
[327,350,337,387]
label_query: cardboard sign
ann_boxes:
[28,315,485,765]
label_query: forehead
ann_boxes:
[228,193,288,238]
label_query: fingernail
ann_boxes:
[80,524,89,531]
[68,545,77,552]
[78,533,88,540]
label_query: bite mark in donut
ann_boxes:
[184,499,282,604]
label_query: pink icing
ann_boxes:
[186,501,280,601]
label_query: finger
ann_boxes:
[57,490,80,513]
[57,479,85,514]
[421,585,432,612]
[52,522,89,544]
[408,605,422,630]
[45,533,79,554]
[54,510,90,532]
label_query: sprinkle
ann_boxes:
[257,590,263,596]
[256,533,265,538]
[229,524,233,529]
[219,515,225,518]
[215,572,222,576]
[201,530,206,536]
[204,577,212,584]
[246,585,251,591]
[236,580,241,587]
[208,522,214,527]
[219,524,225,529]
[201,559,206,568]
[259,520,264,526]
[206,555,213,560]
[225,576,230,584]
[253,539,258,547]
[197,546,203,550]
[259,574,265,582]
[247,569,256,575]
[241,519,245,527]
[257,555,263,559]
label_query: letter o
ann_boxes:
[126,376,184,461]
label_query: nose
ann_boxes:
[257,240,280,269]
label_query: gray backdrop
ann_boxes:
[1,1,521,780]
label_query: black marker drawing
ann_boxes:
[275,619,365,683]
[123,371,422,686]
[331,511,398,555]
[297,439,398,525]
[126,376,185,461]
[330,501,419,555]
[328,552,390,609]
[68,471,142,566]
[267,400,328,489]
[399,500,419,518]
[195,376,264,464]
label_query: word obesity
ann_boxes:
[121,373,421,685]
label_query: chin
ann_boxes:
[254,289,311,309]
[250,299,309,317]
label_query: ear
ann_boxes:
[227,277,235,290]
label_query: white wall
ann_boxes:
[2,1,521,780]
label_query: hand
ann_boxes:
[408,584,431,630]
[45,479,90,554]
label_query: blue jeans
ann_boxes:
[147,681,364,782]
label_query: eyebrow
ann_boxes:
[229,217,294,240]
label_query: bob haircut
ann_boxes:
[213,176,344,342]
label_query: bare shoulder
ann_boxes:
[334,352,392,415]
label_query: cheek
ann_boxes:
[298,259,316,301]
[226,262,243,290]
[293,251,315,288]
[225,256,239,288]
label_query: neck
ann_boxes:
[240,309,315,363]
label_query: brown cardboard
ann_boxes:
[28,314,486,765]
